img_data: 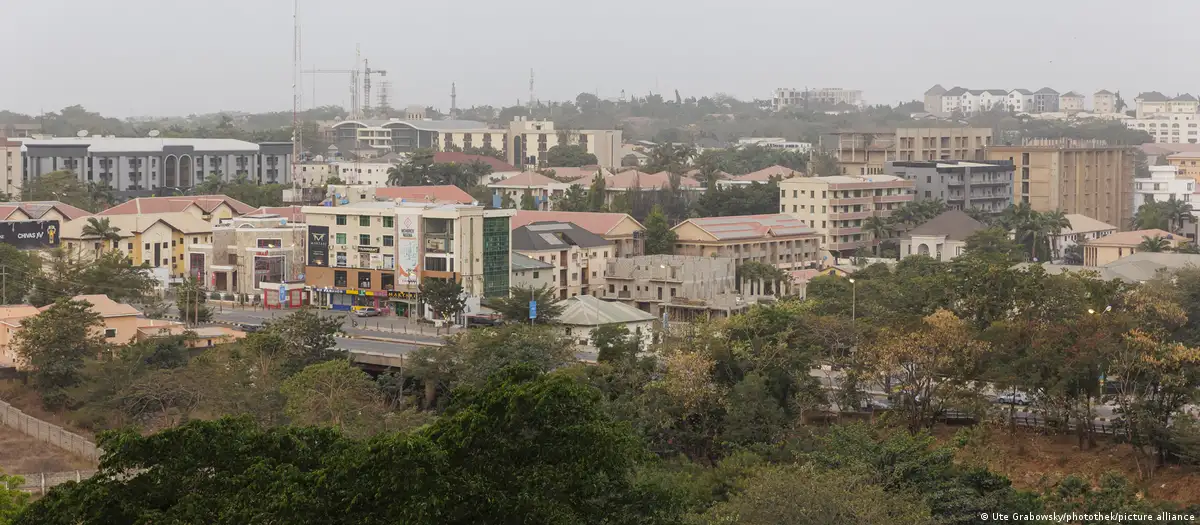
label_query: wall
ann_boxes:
[0,399,100,461]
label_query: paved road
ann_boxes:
[334,336,419,355]
[174,306,451,346]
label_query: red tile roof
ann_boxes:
[375,185,476,204]
[541,166,608,181]
[510,210,643,236]
[432,152,519,172]
[608,171,701,189]
[249,206,306,223]
[680,214,817,241]
[100,195,255,216]
[0,201,92,220]
[732,165,805,181]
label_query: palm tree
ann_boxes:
[1139,235,1172,252]
[998,202,1032,232]
[864,216,891,256]
[1041,210,1072,260]
[1162,196,1195,233]
[81,217,122,256]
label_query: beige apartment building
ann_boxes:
[671,214,823,271]
[779,175,915,256]
[1166,152,1200,181]
[825,132,895,175]
[511,221,615,299]
[507,117,622,168]
[895,128,993,162]
[986,139,1135,229]
[1,140,23,198]
[1083,229,1183,266]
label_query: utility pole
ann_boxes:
[528,69,535,110]
[0,265,8,305]
[450,82,457,117]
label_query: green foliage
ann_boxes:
[174,276,212,324]
[14,299,108,408]
[544,144,598,167]
[490,285,563,324]
[385,149,486,190]
[281,360,385,437]
[519,191,537,210]
[551,184,591,211]
[29,250,157,307]
[593,324,640,363]
[1139,234,1172,252]
[691,181,779,217]
[0,471,29,525]
[79,217,122,253]
[0,244,42,304]
[692,145,808,175]
[23,170,112,212]
[643,205,677,255]
[263,308,346,375]
[193,174,284,207]
[964,227,1023,263]
[587,173,607,211]
[419,278,466,322]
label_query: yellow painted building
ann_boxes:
[61,212,213,277]
[1082,228,1184,266]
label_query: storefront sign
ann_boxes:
[387,290,420,300]
[307,225,329,267]
[357,246,380,253]
[0,220,60,249]
[397,216,420,285]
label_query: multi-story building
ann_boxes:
[779,175,915,256]
[61,212,214,281]
[1006,89,1035,113]
[1133,165,1194,208]
[1,140,23,198]
[774,88,863,111]
[511,252,554,290]
[19,137,293,196]
[1166,151,1200,181]
[1083,229,1183,266]
[510,210,645,258]
[924,85,948,115]
[1052,214,1117,261]
[599,255,761,321]
[329,118,506,156]
[959,89,1008,114]
[184,214,308,299]
[1132,92,1199,119]
[329,185,476,207]
[98,195,256,226]
[507,117,622,168]
[986,139,1135,229]
[295,162,337,188]
[511,221,614,299]
[488,171,572,210]
[1033,88,1061,113]
[886,160,1014,213]
[671,214,823,269]
[1093,90,1117,114]
[302,201,512,318]
[1060,92,1086,113]
[1125,113,1200,144]
[600,169,705,207]
[895,127,993,162]
[825,132,895,175]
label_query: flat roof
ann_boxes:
[20,137,264,153]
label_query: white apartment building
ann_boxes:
[774,87,863,111]
[1006,89,1035,113]
[19,137,293,195]
[1126,113,1200,144]
[959,89,1007,114]
[1134,166,1194,208]
[1,140,22,198]
[330,118,506,156]
[506,118,622,169]
[1093,90,1117,114]
[1135,92,1199,118]
[779,175,915,256]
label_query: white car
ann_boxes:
[997,391,1031,405]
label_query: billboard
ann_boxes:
[0,220,60,250]
[397,215,420,285]
[307,225,329,267]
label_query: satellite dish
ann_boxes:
[148,130,161,137]
[76,130,89,137]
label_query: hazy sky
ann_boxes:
[1,0,1194,117]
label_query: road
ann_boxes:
[173,305,450,346]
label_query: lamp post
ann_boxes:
[848,277,856,326]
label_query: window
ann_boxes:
[382,216,393,228]
[162,242,168,247]
[382,235,394,247]
[358,271,372,289]
[104,328,117,338]
[359,234,370,246]
[359,216,371,227]
[336,252,347,266]
[534,271,541,279]
[334,270,348,287]
[336,233,347,244]
[128,243,134,250]
[336,215,347,225]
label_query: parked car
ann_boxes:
[239,323,263,333]
[354,307,381,318]
[997,391,1031,405]
[466,314,502,327]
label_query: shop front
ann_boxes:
[387,289,421,318]
[305,266,395,312]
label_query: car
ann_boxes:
[238,323,263,333]
[466,314,502,327]
[354,307,381,317]
[997,391,1031,405]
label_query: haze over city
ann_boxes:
[2,0,1194,116]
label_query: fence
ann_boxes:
[12,469,98,494]
[0,400,100,462]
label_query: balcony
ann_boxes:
[828,211,872,221]
[829,197,874,206]
[828,240,868,251]
[873,194,912,204]
[617,290,632,299]
[969,177,1010,186]
[830,227,863,236]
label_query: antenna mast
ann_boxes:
[528,69,535,109]
[291,0,302,196]
[451,82,458,116]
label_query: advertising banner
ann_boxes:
[0,220,60,249]
[307,225,329,267]
[397,215,420,285]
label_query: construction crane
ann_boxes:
[362,57,387,117]
[303,68,360,118]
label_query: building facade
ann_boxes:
[19,138,292,195]
[61,212,213,280]
[1006,89,1034,113]
[510,210,644,258]
[506,118,622,168]
[671,214,823,270]
[1133,165,1194,208]
[900,210,986,262]
[779,175,915,255]
[511,252,555,290]
[1,141,22,198]
[184,214,308,299]
[1033,88,1061,113]
[511,221,615,299]
[826,132,895,175]
[895,127,993,162]
[599,254,758,320]
[302,202,512,317]
[1166,152,1200,181]
[329,118,506,156]
[1060,92,1086,112]
[1093,90,1117,114]
[1083,229,1183,266]
[886,160,1014,213]
[1125,113,1200,144]
[774,87,863,111]
[986,139,1135,229]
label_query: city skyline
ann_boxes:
[3,0,1196,117]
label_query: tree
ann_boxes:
[490,285,563,324]
[863,215,891,255]
[862,309,989,431]
[1161,196,1196,233]
[587,172,607,211]
[419,278,466,324]
[23,170,108,212]
[690,182,779,217]
[551,184,590,211]
[1133,200,1171,231]
[1063,244,1085,264]
[1139,234,1171,252]
[280,360,385,437]
[387,149,435,186]
[0,471,29,525]
[0,244,41,304]
[519,191,537,210]
[175,276,212,325]
[703,464,933,525]
[29,250,157,307]
[643,205,676,255]
[963,227,1023,262]
[80,217,122,256]
[592,324,640,363]
[264,308,346,375]
[13,298,108,408]
[544,144,598,167]
[809,151,840,176]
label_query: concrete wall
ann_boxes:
[0,400,99,462]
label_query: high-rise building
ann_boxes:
[886,160,1014,214]
[986,139,1135,229]
[778,176,915,256]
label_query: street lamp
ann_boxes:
[848,278,856,325]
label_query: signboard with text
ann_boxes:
[0,220,60,250]
[396,215,420,285]
[307,225,329,266]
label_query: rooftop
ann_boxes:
[679,214,817,241]
[1095,89,1114,95]
[558,295,656,326]
[43,294,141,318]
[511,251,554,271]
[1060,214,1117,235]
[512,221,613,251]
[248,206,305,223]
[510,210,642,236]
[375,185,476,204]
[0,201,91,221]
[490,171,560,187]
[20,137,263,153]
[1137,92,1169,102]
[432,152,518,172]
[1086,229,1177,247]
[99,195,256,216]
[906,210,986,241]
[731,165,805,181]
[1016,252,1200,283]
[606,170,701,190]
[62,212,214,238]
